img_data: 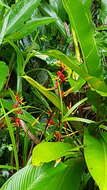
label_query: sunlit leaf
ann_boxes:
[84,129,107,190]
[32,142,81,166]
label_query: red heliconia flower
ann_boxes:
[15,94,23,105]
[55,81,59,89]
[15,109,23,114]
[60,91,64,98]
[13,104,19,108]
[15,118,21,127]
[48,119,54,126]
[54,131,62,141]
[13,103,23,114]
[46,119,54,126]
[57,71,65,83]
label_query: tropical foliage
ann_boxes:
[0,0,107,190]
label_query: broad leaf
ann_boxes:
[84,129,107,190]
[6,0,41,36]
[6,17,56,40]
[0,61,9,91]
[1,160,83,190]
[62,0,101,77]
[32,142,80,166]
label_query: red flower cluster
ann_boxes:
[57,71,65,83]
[46,111,55,126]
[12,94,23,115]
[12,94,23,126]
[15,118,21,127]
[15,94,23,105]
[46,118,54,126]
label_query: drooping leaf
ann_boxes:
[23,75,66,112]
[6,17,56,40]
[46,50,82,74]
[84,129,107,190]
[32,142,80,166]
[0,61,9,91]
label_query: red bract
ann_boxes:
[15,94,23,105]
[48,119,54,126]
[13,104,19,108]
[54,131,62,141]
[46,119,54,126]
[55,81,59,89]
[15,118,21,127]
[15,109,23,114]
[13,103,23,114]
[57,71,65,83]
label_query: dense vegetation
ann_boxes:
[0,0,107,189]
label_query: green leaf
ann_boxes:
[23,75,65,112]
[0,11,10,44]
[85,75,107,96]
[0,165,17,170]
[6,17,56,40]
[84,129,107,190]
[68,77,86,93]
[0,61,9,91]
[1,160,83,190]
[62,0,101,77]
[40,3,67,38]
[32,142,76,166]
[63,97,87,120]
[6,0,41,36]
[46,50,82,74]
[62,117,95,124]
[0,100,19,171]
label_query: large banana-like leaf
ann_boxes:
[62,0,101,77]
[6,0,41,36]
[84,129,107,190]
[23,75,66,111]
[1,160,84,190]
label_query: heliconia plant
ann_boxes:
[0,0,107,190]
